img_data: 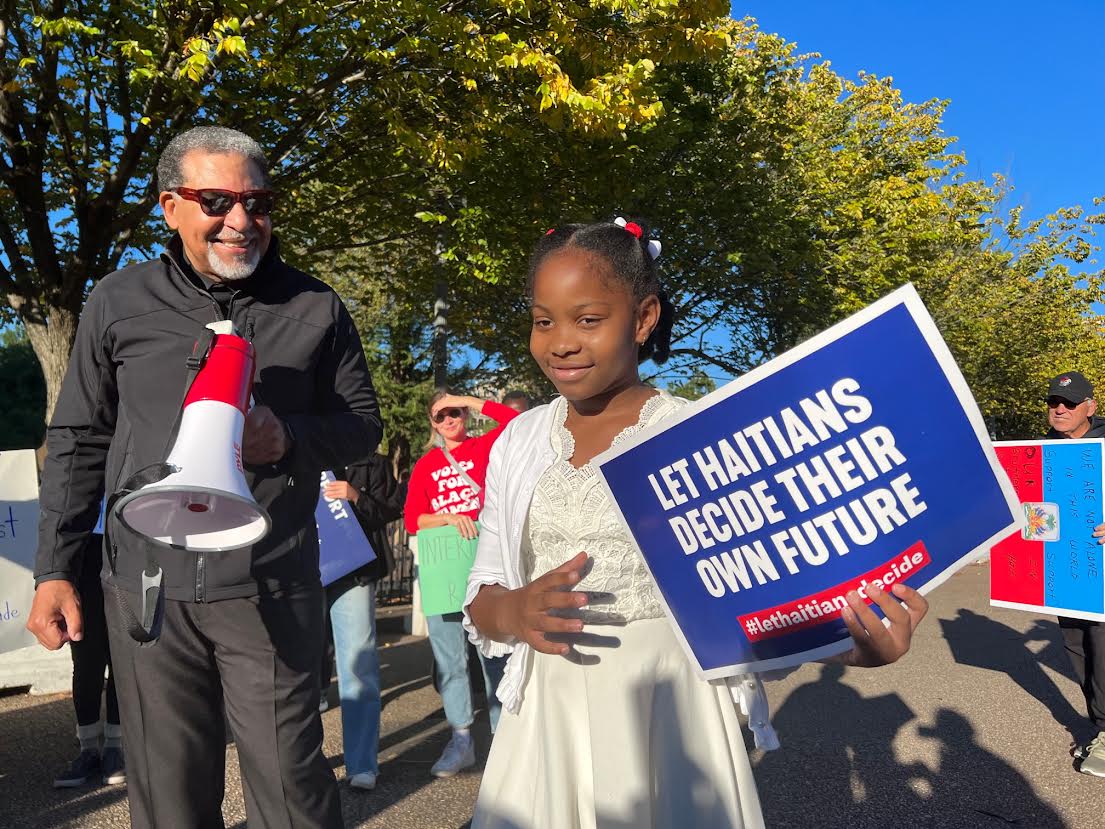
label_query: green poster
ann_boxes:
[417,523,480,616]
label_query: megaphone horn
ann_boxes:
[114,328,272,551]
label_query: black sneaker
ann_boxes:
[101,747,126,785]
[53,748,101,788]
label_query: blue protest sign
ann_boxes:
[316,471,377,587]
[595,284,1020,678]
[93,498,106,535]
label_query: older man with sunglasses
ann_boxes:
[27,126,381,828]
[1037,372,1105,778]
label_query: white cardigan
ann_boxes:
[461,397,783,750]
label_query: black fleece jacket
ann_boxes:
[34,236,382,602]
[328,454,406,590]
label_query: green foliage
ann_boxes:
[1,3,1099,444]
[0,0,733,419]
[326,26,1101,440]
[0,327,46,450]
[926,197,1105,438]
[665,370,718,401]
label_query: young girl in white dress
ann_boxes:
[463,219,930,829]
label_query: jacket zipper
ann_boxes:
[240,311,293,486]
[195,552,206,603]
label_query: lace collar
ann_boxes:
[551,391,672,468]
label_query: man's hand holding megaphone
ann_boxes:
[242,404,291,465]
[27,404,287,651]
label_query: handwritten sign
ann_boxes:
[595,284,1020,677]
[0,450,39,655]
[991,440,1105,621]
[316,471,377,586]
[417,524,479,616]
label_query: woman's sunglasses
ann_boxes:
[173,187,277,217]
[432,407,465,424]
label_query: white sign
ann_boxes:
[0,450,39,655]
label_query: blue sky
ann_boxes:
[738,2,1105,221]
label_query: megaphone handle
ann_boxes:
[106,576,164,646]
[104,462,176,645]
[140,567,165,645]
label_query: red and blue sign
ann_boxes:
[595,285,1021,677]
[991,440,1104,621]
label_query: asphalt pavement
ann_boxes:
[1,563,1103,828]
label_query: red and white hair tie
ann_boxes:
[614,216,662,260]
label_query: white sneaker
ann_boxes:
[430,731,475,778]
[349,771,377,790]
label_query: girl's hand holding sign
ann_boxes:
[832,581,929,668]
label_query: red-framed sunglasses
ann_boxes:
[172,187,277,217]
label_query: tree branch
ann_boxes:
[301,229,422,257]
[666,346,746,376]
[0,250,16,292]
[0,209,32,286]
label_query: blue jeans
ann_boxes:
[328,581,380,776]
[426,612,505,731]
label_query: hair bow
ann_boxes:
[614,216,662,260]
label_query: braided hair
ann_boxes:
[527,220,675,365]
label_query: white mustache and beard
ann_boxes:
[207,231,260,280]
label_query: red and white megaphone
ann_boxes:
[114,322,272,551]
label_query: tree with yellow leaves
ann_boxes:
[0,0,732,429]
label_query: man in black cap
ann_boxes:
[1046,371,1102,440]
[1043,372,1105,776]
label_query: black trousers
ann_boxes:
[1059,616,1105,732]
[71,539,119,726]
[104,584,341,829]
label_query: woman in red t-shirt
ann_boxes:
[404,389,519,778]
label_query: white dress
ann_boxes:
[473,394,765,829]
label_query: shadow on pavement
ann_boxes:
[941,609,1089,741]
[0,693,130,828]
[341,712,490,828]
[755,663,1066,828]
[8,634,469,829]
[230,710,492,829]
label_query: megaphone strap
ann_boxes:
[105,575,164,648]
[105,462,175,645]
[164,326,217,457]
[101,326,230,645]
[186,327,216,371]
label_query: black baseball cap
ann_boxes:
[1046,371,1094,404]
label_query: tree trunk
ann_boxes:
[21,302,81,450]
[389,435,411,484]
[432,278,448,388]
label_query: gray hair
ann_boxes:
[157,126,271,191]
